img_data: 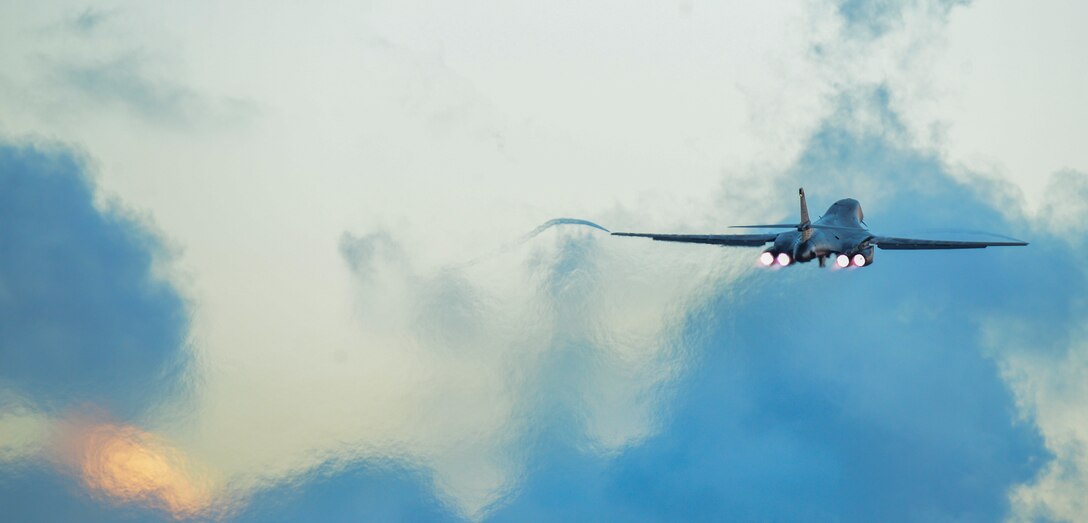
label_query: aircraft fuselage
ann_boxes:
[768,198,875,267]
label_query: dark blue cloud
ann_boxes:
[0,142,189,418]
[0,141,193,521]
[0,467,165,523]
[240,88,1075,522]
[235,462,460,523]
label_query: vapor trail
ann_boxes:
[459,218,611,267]
[522,218,611,238]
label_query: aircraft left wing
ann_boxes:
[612,232,777,246]
[871,236,1028,250]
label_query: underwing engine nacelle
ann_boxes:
[759,250,795,267]
[839,245,874,267]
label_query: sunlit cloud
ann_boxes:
[54,417,220,520]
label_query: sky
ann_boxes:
[1,1,1086,521]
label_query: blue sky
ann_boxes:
[2,1,1087,522]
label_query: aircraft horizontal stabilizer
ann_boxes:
[729,223,863,231]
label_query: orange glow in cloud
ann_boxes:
[56,420,217,520]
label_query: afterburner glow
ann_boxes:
[760,252,775,266]
[853,254,866,267]
[836,254,850,268]
[777,253,791,266]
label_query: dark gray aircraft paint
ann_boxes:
[613,188,1028,268]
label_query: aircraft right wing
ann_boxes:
[611,232,778,247]
[870,236,1028,250]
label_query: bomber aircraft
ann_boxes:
[612,188,1027,268]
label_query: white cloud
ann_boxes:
[986,319,1088,522]
[897,0,1088,211]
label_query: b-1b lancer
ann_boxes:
[613,188,1027,268]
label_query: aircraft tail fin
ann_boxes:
[799,187,812,241]
[799,187,810,225]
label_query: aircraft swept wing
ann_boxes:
[610,232,777,246]
[870,236,1029,250]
